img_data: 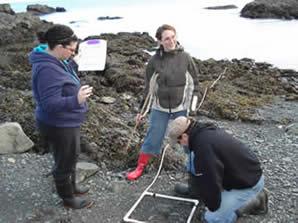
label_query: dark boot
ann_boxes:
[174,183,190,196]
[126,153,152,181]
[55,180,93,209]
[250,188,269,215]
[236,188,269,217]
[71,173,89,195]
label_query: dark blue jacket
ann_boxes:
[189,122,262,212]
[29,45,87,127]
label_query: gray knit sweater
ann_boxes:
[144,45,199,113]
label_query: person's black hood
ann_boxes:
[191,121,217,133]
[188,121,218,150]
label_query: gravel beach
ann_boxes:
[1,100,297,223]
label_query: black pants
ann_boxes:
[37,121,80,182]
[189,173,202,200]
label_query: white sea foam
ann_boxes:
[9,0,298,71]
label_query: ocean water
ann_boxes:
[7,0,298,71]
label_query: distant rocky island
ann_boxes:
[241,0,298,20]
[204,5,238,10]
[97,16,123,20]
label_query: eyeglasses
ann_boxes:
[63,46,76,53]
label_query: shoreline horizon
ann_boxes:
[6,0,298,71]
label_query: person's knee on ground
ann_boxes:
[126,153,153,181]
[174,174,203,201]
[174,182,190,196]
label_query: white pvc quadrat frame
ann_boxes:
[123,144,200,223]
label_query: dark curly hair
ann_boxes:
[37,24,78,49]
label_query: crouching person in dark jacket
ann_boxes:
[168,116,268,223]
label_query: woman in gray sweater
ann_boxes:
[127,24,200,180]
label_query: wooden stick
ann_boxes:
[210,67,227,89]
[195,67,227,112]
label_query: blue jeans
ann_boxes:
[203,175,265,223]
[186,151,196,174]
[141,109,187,155]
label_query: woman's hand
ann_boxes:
[77,85,93,104]
[135,113,145,126]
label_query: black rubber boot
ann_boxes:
[63,196,93,209]
[55,180,93,209]
[174,183,190,196]
[71,173,89,195]
[236,188,269,217]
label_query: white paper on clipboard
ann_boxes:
[77,39,107,71]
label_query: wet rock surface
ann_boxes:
[241,0,298,20]
[27,4,56,15]
[0,3,15,15]
[0,8,297,223]
[0,11,52,45]
[26,4,66,16]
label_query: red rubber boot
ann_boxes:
[126,153,151,181]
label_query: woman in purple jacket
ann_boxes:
[29,24,93,209]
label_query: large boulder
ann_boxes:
[0,12,52,46]
[0,122,34,154]
[26,4,56,16]
[0,3,15,15]
[76,162,100,183]
[241,0,298,19]
[55,7,66,12]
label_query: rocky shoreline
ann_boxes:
[0,2,297,223]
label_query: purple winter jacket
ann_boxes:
[29,45,87,127]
